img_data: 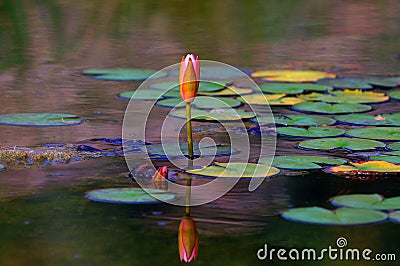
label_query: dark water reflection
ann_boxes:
[1,1,400,265]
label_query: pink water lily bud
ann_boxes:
[179,54,200,103]
[178,216,199,263]
[152,166,168,182]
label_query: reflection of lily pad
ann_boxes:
[259,155,346,170]
[389,211,400,223]
[199,86,253,96]
[156,96,241,109]
[327,161,400,174]
[282,207,387,225]
[300,90,389,104]
[259,82,333,94]
[83,68,166,81]
[169,108,254,121]
[274,115,336,126]
[292,102,372,114]
[335,113,400,126]
[346,127,400,141]
[251,70,336,82]
[298,137,386,151]
[276,126,345,138]
[0,113,83,127]
[118,90,165,100]
[388,142,400,150]
[186,162,280,178]
[369,156,400,164]
[143,142,237,159]
[388,89,400,100]
[331,194,400,211]
[85,188,175,204]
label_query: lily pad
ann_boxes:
[331,194,400,210]
[388,89,400,100]
[83,68,166,81]
[298,137,386,151]
[389,211,400,223]
[276,126,345,138]
[142,142,237,160]
[259,155,346,170]
[156,96,241,109]
[259,82,333,94]
[292,102,372,115]
[150,80,227,93]
[237,93,285,105]
[118,90,165,100]
[388,142,400,150]
[300,90,389,104]
[383,151,400,156]
[169,65,247,79]
[317,78,373,89]
[274,115,336,126]
[198,86,253,96]
[168,108,255,121]
[251,70,336,82]
[250,116,275,124]
[85,188,175,204]
[369,155,400,164]
[327,161,400,174]
[346,127,400,141]
[186,162,280,178]
[281,207,387,225]
[335,113,400,126]
[0,164,5,171]
[0,113,82,127]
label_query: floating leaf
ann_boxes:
[292,102,372,114]
[331,194,400,210]
[83,68,166,81]
[369,155,400,164]
[346,127,400,141]
[335,113,400,126]
[198,86,253,96]
[327,161,400,175]
[268,97,305,106]
[156,96,241,109]
[281,207,387,225]
[388,89,400,100]
[389,211,400,223]
[259,155,346,170]
[237,93,285,105]
[298,137,386,151]
[142,142,237,160]
[0,164,5,171]
[251,70,336,82]
[274,115,336,126]
[388,142,400,150]
[276,126,345,138]
[118,90,165,100]
[0,113,82,127]
[85,188,175,204]
[300,89,389,104]
[383,151,400,156]
[169,65,247,79]
[169,108,255,121]
[186,162,280,178]
[250,116,275,124]
[317,78,373,89]
[150,80,227,92]
[362,77,400,87]
[259,82,333,94]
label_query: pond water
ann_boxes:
[1,1,400,265]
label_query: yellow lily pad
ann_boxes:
[251,70,336,82]
[327,161,400,175]
[300,89,389,104]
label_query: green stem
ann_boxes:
[185,178,192,216]
[186,102,194,160]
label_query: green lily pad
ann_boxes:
[335,113,400,126]
[369,156,400,164]
[156,96,241,109]
[362,77,400,87]
[85,188,175,204]
[150,80,227,92]
[389,211,400,223]
[199,86,253,96]
[250,116,275,125]
[298,137,386,151]
[281,207,387,225]
[331,194,400,210]
[83,68,166,81]
[388,89,400,100]
[0,113,82,127]
[237,93,305,106]
[317,78,373,89]
[186,162,280,178]
[346,127,400,141]
[276,126,345,138]
[292,102,372,114]
[169,65,246,79]
[168,108,255,121]
[259,155,346,170]
[327,161,400,175]
[383,151,400,156]
[274,115,336,126]
[300,90,389,104]
[142,142,237,160]
[118,90,165,100]
[388,142,400,150]
[259,82,333,94]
